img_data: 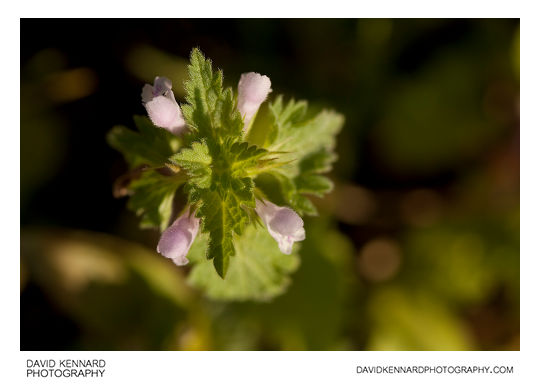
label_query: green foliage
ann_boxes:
[295,150,336,197]
[21,228,193,350]
[372,53,507,175]
[107,115,181,168]
[267,96,343,159]
[108,48,343,296]
[127,170,185,232]
[107,117,185,232]
[182,48,243,141]
[196,189,251,278]
[170,140,212,189]
[265,97,344,215]
[177,49,264,276]
[367,287,471,350]
[187,226,300,301]
[227,140,269,174]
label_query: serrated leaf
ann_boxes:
[187,226,301,300]
[196,189,251,278]
[177,49,270,278]
[265,149,336,215]
[127,170,185,231]
[170,141,212,188]
[227,140,269,175]
[231,177,255,206]
[262,97,344,215]
[215,87,244,138]
[293,149,336,197]
[107,115,181,168]
[266,96,308,146]
[268,96,343,157]
[271,172,319,216]
[183,48,243,141]
[229,140,267,163]
[267,97,343,182]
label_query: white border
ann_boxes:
[19,351,523,384]
[6,0,526,18]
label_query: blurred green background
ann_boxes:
[20,19,519,350]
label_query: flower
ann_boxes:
[237,72,272,132]
[255,199,305,254]
[157,210,200,266]
[142,76,186,135]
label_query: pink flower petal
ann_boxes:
[237,72,272,131]
[255,199,305,254]
[144,95,185,135]
[141,76,186,135]
[157,211,200,266]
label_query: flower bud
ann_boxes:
[142,76,186,135]
[157,211,200,266]
[237,72,272,132]
[255,199,305,254]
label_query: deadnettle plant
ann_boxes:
[108,48,343,300]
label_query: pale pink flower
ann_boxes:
[142,76,186,136]
[237,72,272,132]
[157,211,200,266]
[255,199,305,254]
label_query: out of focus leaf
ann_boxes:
[367,287,472,350]
[107,115,181,168]
[21,228,193,350]
[187,225,300,300]
[204,218,357,350]
[126,44,189,97]
[402,211,519,304]
[373,52,506,174]
[127,170,186,232]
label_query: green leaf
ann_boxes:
[107,115,181,168]
[196,187,253,278]
[168,141,260,278]
[295,174,333,197]
[178,50,261,277]
[264,148,337,216]
[169,141,212,189]
[21,228,193,350]
[267,96,343,160]
[266,97,307,146]
[367,288,470,350]
[182,48,243,141]
[298,150,337,174]
[175,47,279,278]
[271,172,319,216]
[224,219,356,349]
[262,97,344,215]
[226,140,271,177]
[187,225,301,300]
[294,149,336,197]
[127,170,185,231]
